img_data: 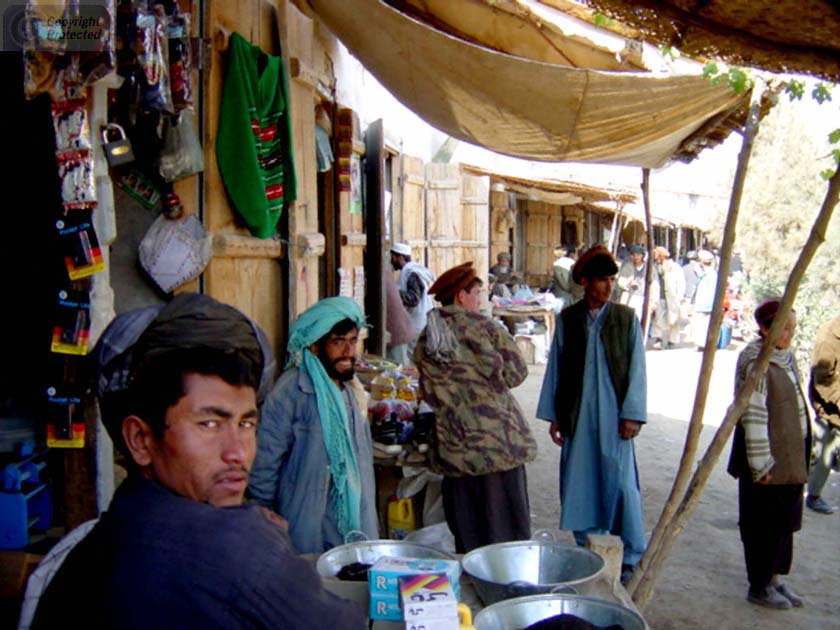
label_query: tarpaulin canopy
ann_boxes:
[310,0,750,168]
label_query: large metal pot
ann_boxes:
[316,538,457,611]
[462,540,605,606]
[474,594,646,630]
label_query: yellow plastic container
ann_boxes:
[387,497,416,539]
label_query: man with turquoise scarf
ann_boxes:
[249,297,379,553]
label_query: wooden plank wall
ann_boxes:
[521,199,563,288]
[400,155,427,263]
[424,165,490,297]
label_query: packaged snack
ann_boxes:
[52,98,92,155]
[57,151,97,210]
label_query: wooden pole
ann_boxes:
[632,163,840,608]
[640,169,654,338]
[628,83,767,601]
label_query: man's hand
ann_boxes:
[619,419,642,440]
[549,421,565,447]
[258,506,289,530]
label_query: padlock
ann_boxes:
[101,123,135,167]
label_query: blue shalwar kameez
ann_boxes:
[537,302,648,565]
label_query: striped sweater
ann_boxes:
[735,337,807,481]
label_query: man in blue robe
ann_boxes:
[537,245,648,585]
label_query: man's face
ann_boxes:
[653,251,665,264]
[630,252,644,266]
[582,275,616,308]
[390,253,404,271]
[144,373,258,507]
[456,284,483,312]
[313,328,359,382]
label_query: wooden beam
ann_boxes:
[212,233,285,258]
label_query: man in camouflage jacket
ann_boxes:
[414,262,537,553]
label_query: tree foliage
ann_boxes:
[711,96,840,373]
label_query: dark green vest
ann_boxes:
[554,301,636,437]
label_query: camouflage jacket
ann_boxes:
[413,305,537,476]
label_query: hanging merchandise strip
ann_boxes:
[52,99,98,212]
[135,3,174,113]
[167,7,193,111]
[47,291,91,447]
[336,109,353,192]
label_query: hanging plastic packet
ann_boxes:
[50,287,92,355]
[57,210,105,280]
[158,110,204,181]
[167,8,193,111]
[57,150,97,210]
[119,168,161,208]
[135,3,174,112]
[52,98,93,155]
[139,212,212,293]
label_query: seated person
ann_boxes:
[29,294,366,630]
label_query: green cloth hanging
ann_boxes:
[216,32,297,239]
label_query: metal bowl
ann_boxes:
[462,540,605,605]
[474,594,646,630]
[316,539,457,610]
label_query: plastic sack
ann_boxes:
[158,111,204,182]
[403,522,456,555]
[139,213,212,293]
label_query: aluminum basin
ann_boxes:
[462,541,605,605]
[316,540,457,610]
[474,594,646,630]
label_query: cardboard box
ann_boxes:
[399,573,458,621]
[369,556,461,600]
[368,557,461,621]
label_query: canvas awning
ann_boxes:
[310,0,750,168]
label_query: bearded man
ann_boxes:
[249,297,378,553]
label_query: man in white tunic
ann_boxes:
[391,243,435,345]
[537,246,648,585]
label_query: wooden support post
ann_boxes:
[365,119,386,355]
[640,169,654,338]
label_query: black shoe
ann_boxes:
[806,495,835,514]
[747,586,792,610]
[620,564,634,586]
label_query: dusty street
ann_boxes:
[515,343,840,630]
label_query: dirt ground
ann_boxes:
[515,344,840,630]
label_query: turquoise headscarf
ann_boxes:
[287,297,367,539]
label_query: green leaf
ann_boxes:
[812,82,833,104]
[820,168,835,180]
[728,68,752,94]
[829,128,840,144]
[832,148,840,164]
[702,62,719,79]
[593,12,611,26]
[785,79,805,101]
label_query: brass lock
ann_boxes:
[101,123,135,167]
